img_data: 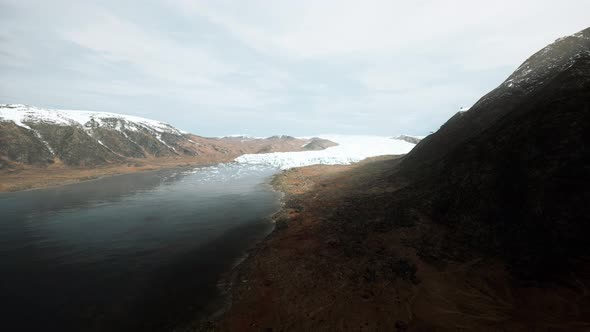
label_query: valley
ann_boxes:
[0,104,337,191]
[1,4,589,331]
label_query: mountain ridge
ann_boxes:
[403,26,590,174]
[386,27,590,282]
[0,104,338,169]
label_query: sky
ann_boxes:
[1,1,589,137]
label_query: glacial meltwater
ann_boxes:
[0,163,281,331]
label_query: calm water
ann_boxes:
[0,163,280,331]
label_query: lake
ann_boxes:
[0,163,281,331]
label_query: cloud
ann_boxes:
[173,0,590,65]
[61,9,232,86]
[2,0,590,136]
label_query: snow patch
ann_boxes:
[32,130,54,155]
[155,133,177,152]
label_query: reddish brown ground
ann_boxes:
[214,156,590,332]
[0,155,234,192]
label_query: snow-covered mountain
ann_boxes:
[0,104,199,167]
[0,104,336,168]
[0,104,184,135]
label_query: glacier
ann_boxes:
[235,135,417,169]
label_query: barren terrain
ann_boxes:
[215,156,590,331]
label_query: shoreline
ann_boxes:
[0,135,339,193]
[0,159,280,327]
[202,158,385,331]
[0,155,240,193]
[185,172,291,331]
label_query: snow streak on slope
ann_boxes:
[235,135,416,169]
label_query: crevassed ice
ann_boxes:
[235,135,417,169]
[180,162,277,184]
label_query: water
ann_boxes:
[0,163,281,331]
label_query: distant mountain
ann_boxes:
[0,104,193,167]
[219,135,337,154]
[301,137,339,151]
[0,104,336,169]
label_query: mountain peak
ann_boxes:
[402,26,590,176]
[572,26,590,38]
[501,26,590,92]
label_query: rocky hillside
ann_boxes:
[395,26,590,280]
[217,27,590,331]
[0,105,336,169]
[403,27,590,174]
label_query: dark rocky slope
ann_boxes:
[391,26,590,281]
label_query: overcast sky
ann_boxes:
[1,1,589,136]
